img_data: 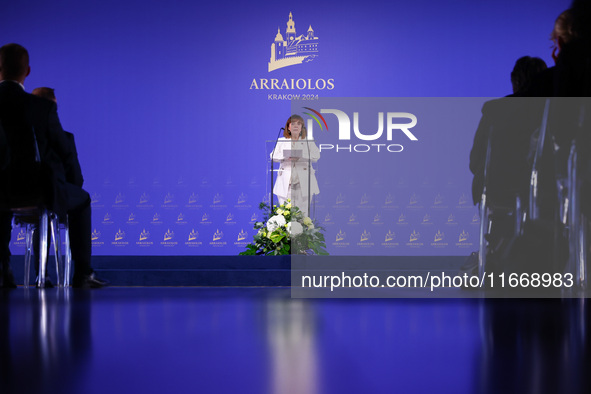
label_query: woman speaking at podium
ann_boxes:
[271,114,320,217]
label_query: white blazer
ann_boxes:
[271,137,320,199]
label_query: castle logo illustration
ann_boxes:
[434,230,444,243]
[360,230,371,242]
[385,230,395,242]
[91,229,101,241]
[115,229,125,241]
[269,12,319,72]
[188,229,199,241]
[139,229,150,241]
[458,230,469,243]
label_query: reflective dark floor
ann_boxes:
[0,287,589,394]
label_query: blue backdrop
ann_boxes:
[1,0,570,255]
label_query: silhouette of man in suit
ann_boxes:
[0,43,106,288]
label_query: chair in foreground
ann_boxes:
[560,99,591,290]
[14,210,71,288]
[478,126,527,279]
[565,142,587,289]
[541,98,591,291]
[478,98,552,278]
[0,122,71,288]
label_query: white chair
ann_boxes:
[565,142,587,289]
[14,210,72,288]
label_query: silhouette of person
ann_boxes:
[470,56,547,206]
[469,57,549,275]
[30,87,86,286]
[0,43,106,288]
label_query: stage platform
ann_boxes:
[8,255,465,286]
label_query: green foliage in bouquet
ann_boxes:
[239,200,328,256]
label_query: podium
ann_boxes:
[266,139,320,220]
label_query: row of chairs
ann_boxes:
[15,210,72,288]
[0,121,72,288]
[478,98,589,290]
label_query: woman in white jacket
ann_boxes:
[271,114,320,217]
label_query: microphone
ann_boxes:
[304,132,311,218]
[270,127,285,209]
[271,127,284,161]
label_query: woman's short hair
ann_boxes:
[283,114,307,139]
[551,9,576,46]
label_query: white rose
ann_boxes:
[303,217,313,226]
[267,215,286,232]
[286,221,303,236]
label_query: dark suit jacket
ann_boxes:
[64,131,84,187]
[0,122,8,171]
[0,81,74,216]
[469,97,546,207]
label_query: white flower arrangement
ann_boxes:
[286,221,303,236]
[267,214,286,232]
[240,199,328,256]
